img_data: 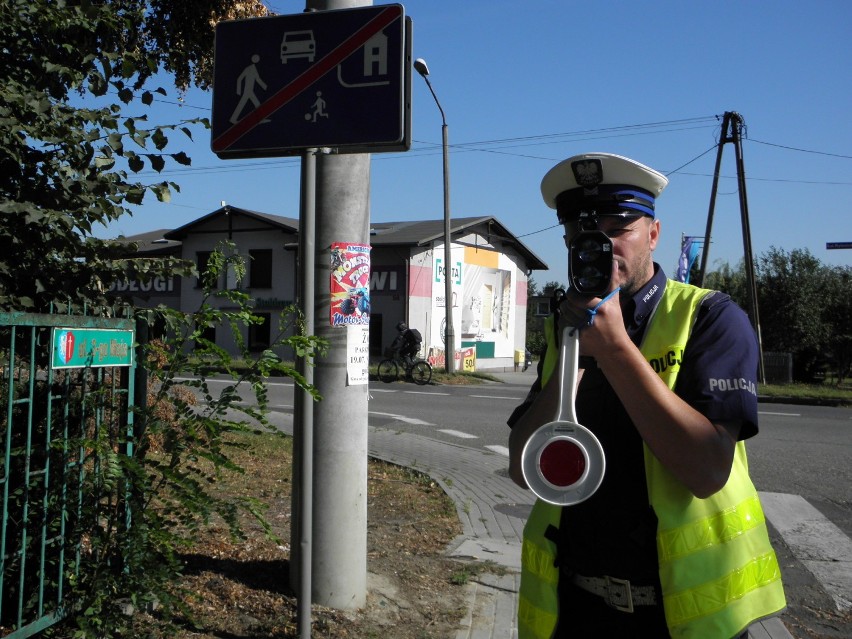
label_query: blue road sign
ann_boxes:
[211,4,410,158]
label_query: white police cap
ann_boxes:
[541,152,668,221]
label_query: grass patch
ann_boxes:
[760,382,852,405]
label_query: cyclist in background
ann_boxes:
[390,322,422,366]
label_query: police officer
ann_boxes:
[507,153,786,638]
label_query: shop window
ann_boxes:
[196,251,213,288]
[249,313,271,352]
[249,249,273,289]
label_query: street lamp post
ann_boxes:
[413,57,455,374]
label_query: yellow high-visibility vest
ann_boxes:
[517,280,786,639]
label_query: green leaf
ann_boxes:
[128,154,144,173]
[133,132,149,148]
[149,154,165,172]
[152,128,168,150]
[152,182,172,203]
[107,132,123,152]
[95,156,116,170]
[172,151,191,166]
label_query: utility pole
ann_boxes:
[300,0,371,615]
[696,111,765,383]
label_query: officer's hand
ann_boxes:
[557,262,628,359]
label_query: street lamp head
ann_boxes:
[413,57,430,77]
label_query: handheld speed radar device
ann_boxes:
[568,228,613,298]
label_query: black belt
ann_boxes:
[568,572,658,613]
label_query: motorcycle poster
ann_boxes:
[330,242,371,327]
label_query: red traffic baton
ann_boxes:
[521,326,605,505]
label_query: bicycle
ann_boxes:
[377,352,433,385]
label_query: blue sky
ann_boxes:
[101,0,852,286]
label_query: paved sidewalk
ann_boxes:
[367,425,527,639]
[367,369,794,639]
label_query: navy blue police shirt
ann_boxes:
[508,265,760,583]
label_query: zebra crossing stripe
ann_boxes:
[485,445,510,456]
[438,429,478,439]
[760,491,852,612]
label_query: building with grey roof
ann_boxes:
[116,205,547,371]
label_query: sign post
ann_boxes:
[212,4,412,630]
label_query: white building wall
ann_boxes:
[176,216,297,358]
[406,246,435,360]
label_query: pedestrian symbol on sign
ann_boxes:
[230,54,270,125]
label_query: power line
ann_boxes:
[748,138,852,160]
[515,223,562,239]
[665,144,719,176]
[143,89,850,167]
[677,171,852,186]
[127,100,851,186]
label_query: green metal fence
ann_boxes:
[0,312,135,638]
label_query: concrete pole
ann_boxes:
[305,0,371,610]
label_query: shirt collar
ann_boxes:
[625,264,667,333]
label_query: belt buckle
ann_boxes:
[605,575,634,613]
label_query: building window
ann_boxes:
[535,300,551,317]
[249,249,273,289]
[196,251,212,288]
[195,324,216,351]
[249,313,271,352]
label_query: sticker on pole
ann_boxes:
[330,242,371,326]
[521,421,605,506]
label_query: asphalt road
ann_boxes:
[253,371,852,536]
[197,372,852,634]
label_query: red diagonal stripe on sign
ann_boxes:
[213,6,400,153]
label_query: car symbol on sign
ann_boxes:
[281,30,316,64]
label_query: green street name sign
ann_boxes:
[51,328,135,369]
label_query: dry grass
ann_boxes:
[130,429,468,638]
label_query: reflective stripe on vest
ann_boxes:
[517,280,785,639]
